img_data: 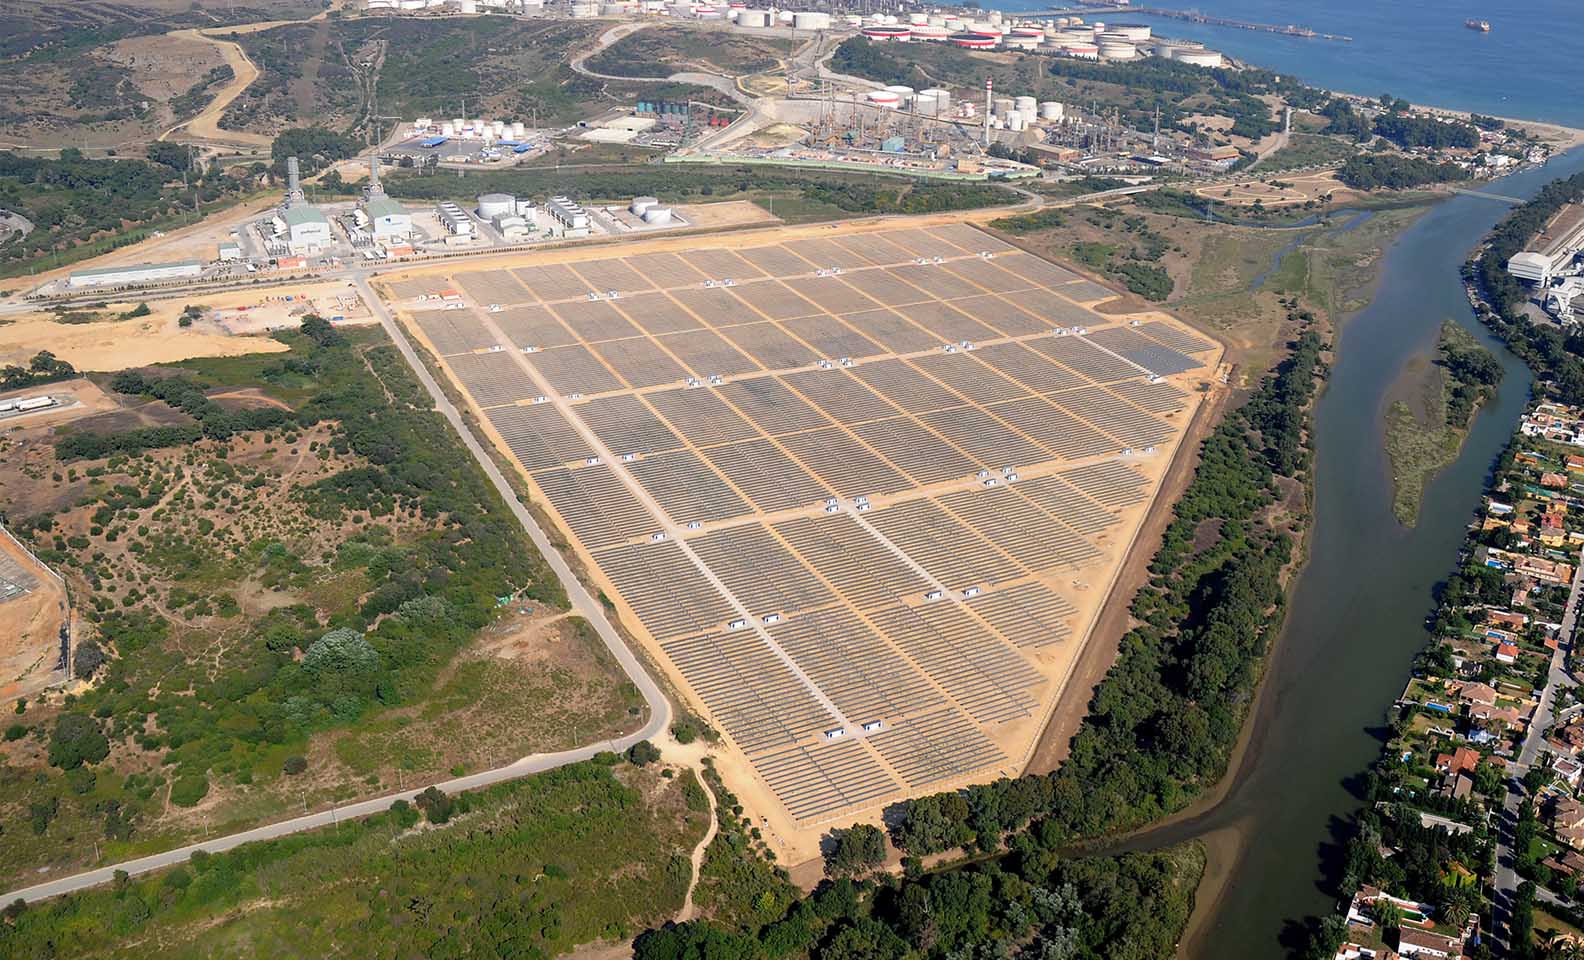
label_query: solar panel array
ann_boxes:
[398,223,1216,826]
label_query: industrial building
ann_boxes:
[1509,203,1584,285]
[437,201,475,237]
[546,196,590,236]
[67,260,203,290]
[269,158,333,255]
[360,157,412,243]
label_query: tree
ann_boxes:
[73,639,106,680]
[415,785,454,824]
[283,755,308,776]
[48,713,109,770]
[302,627,380,680]
[299,314,345,347]
[821,917,910,960]
[625,740,661,766]
[145,142,192,173]
[825,824,887,877]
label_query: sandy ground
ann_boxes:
[1194,170,1352,207]
[105,33,229,104]
[381,216,1224,867]
[671,200,780,229]
[159,29,271,147]
[0,303,288,371]
[201,279,371,334]
[0,525,67,707]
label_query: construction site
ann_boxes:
[375,218,1224,862]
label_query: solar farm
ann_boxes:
[380,221,1222,856]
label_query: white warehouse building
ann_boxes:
[67,260,203,290]
[279,206,333,254]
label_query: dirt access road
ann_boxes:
[159,12,328,149]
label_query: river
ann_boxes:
[1095,146,1584,955]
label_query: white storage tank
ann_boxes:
[912,93,938,116]
[1110,22,1151,42]
[458,0,477,12]
[1175,49,1224,67]
[631,196,658,215]
[1062,42,1099,59]
[791,11,830,29]
[1015,95,1037,114]
[909,11,926,24]
[492,120,506,137]
[471,118,485,133]
[1098,40,1137,60]
[910,24,948,41]
[1040,101,1064,121]
[884,84,915,104]
[866,89,901,109]
[994,97,1014,118]
[943,16,963,30]
[641,206,674,225]
[511,121,526,139]
[478,193,516,219]
[451,117,465,131]
[440,122,456,137]
[920,87,951,116]
[570,0,598,15]
[737,8,769,26]
[1007,112,1025,132]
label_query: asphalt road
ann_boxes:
[0,276,671,906]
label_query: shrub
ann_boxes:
[170,774,210,807]
[626,740,661,766]
[48,713,109,770]
[283,755,308,776]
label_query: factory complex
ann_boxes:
[1506,203,1584,324]
[380,218,1221,861]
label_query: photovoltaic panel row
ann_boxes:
[446,351,539,407]
[1051,386,1171,448]
[671,286,749,328]
[941,256,1038,293]
[495,304,576,349]
[532,466,655,549]
[722,322,820,369]
[701,439,832,513]
[855,418,980,484]
[936,488,1101,573]
[644,388,761,445]
[412,310,494,356]
[595,541,734,639]
[947,294,1047,337]
[853,359,963,412]
[866,500,1023,587]
[966,581,1077,650]
[592,337,689,388]
[868,707,1006,789]
[620,291,702,335]
[789,237,871,271]
[1016,289,1103,330]
[628,449,752,523]
[387,277,451,299]
[841,309,944,354]
[568,257,651,295]
[1083,327,1202,376]
[769,608,943,724]
[908,352,1030,405]
[718,377,832,434]
[774,514,929,609]
[929,223,1016,255]
[486,403,589,470]
[995,252,1084,289]
[970,342,1087,394]
[529,344,625,396]
[1013,476,1120,536]
[782,275,879,315]
[456,269,529,306]
[662,631,833,753]
[922,406,1047,467]
[512,263,593,302]
[882,227,965,259]
[578,394,682,455]
[779,428,913,497]
[1031,336,1141,383]
[753,739,899,822]
[739,244,816,277]
[626,251,706,288]
[833,233,918,267]
[783,314,885,358]
[887,263,982,301]
[1112,378,1190,414]
[551,299,641,342]
[987,397,1119,460]
[1135,320,1216,355]
[729,279,821,321]
[895,300,996,342]
[661,329,759,377]
[691,525,835,614]
[681,248,766,281]
[867,603,1041,724]
[780,369,900,425]
[841,268,932,308]
[1064,279,1118,303]
[1060,461,1149,507]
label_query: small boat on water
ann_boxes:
[1465,18,1491,31]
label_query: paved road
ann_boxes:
[1492,554,1584,949]
[0,277,671,906]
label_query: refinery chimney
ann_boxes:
[983,78,992,147]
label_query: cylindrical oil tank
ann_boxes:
[943,16,963,30]
[641,206,673,225]
[884,84,915,103]
[1039,101,1064,121]
[631,196,658,215]
[459,0,477,12]
[908,12,926,24]
[866,89,901,108]
[569,0,598,14]
[919,87,951,115]
[1007,113,1025,132]
[1175,49,1224,67]
[791,11,829,29]
[737,9,769,26]
[912,93,937,115]
[1110,22,1151,42]
[440,122,456,137]
[511,121,526,138]
[994,97,1014,118]
[910,24,947,41]
[491,120,506,137]
[1062,42,1098,58]
[1014,95,1036,114]
[948,32,996,48]
[471,118,485,132]
[477,193,515,219]
[451,117,465,131]
[1098,40,1136,60]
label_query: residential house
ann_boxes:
[1434,747,1483,777]
[1541,472,1570,490]
[1486,609,1529,630]
[1556,755,1584,788]
[1550,796,1584,849]
[1494,642,1519,665]
[1397,926,1465,959]
[1455,682,1498,709]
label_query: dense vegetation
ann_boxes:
[1,350,76,391]
[384,164,1017,216]
[271,127,360,178]
[1438,322,1504,429]
[1374,113,1480,150]
[1338,154,1464,191]
[0,759,707,958]
[0,150,250,277]
[1469,170,1584,402]
[993,205,1175,301]
[5,322,568,877]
